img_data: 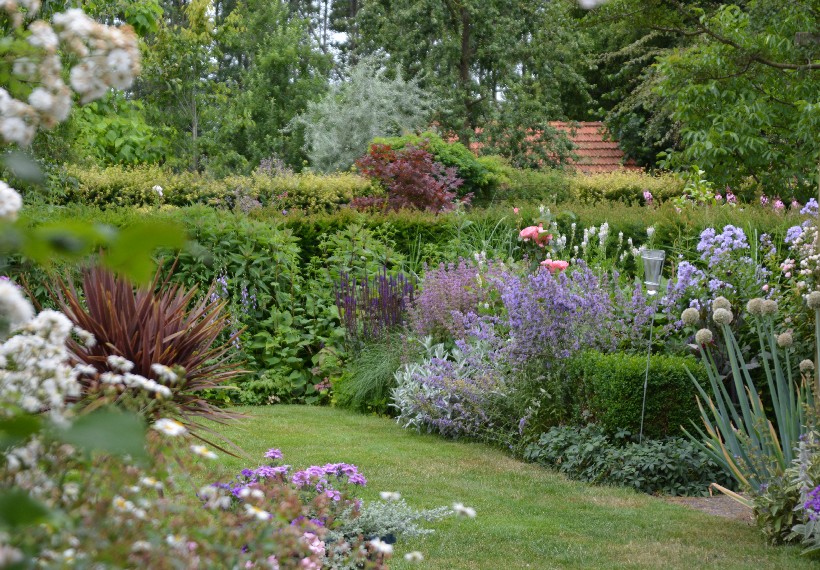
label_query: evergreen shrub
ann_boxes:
[567,350,708,438]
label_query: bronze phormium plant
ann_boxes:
[46,265,245,453]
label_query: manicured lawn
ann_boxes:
[211,405,812,570]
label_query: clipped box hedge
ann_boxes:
[568,350,708,439]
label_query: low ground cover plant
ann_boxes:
[523,424,732,496]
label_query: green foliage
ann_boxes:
[240,293,344,405]
[292,57,433,173]
[568,351,707,439]
[72,92,168,166]
[53,165,370,212]
[570,170,684,204]
[687,307,815,491]
[492,164,573,204]
[205,0,333,171]
[372,131,499,199]
[314,223,405,285]
[58,408,147,461]
[523,424,733,496]
[334,334,406,415]
[652,1,820,193]
[354,0,590,161]
[754,475,804,545]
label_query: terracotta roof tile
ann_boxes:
[452,121,641,174]
[549,121,640,174]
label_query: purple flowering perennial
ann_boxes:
[801,198,819,217]
[805,486,820,521]
[335,267,414,346]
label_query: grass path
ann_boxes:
[212,406,811,570]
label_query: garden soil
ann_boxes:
[664,496,754,524]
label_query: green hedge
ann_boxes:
[569,171,685,205]
[55,164,372,213]
[52,161,687,214]
[568,351,708,439]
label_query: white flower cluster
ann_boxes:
[598,222,609,248]
[0,279,34,333]
[99,355,176,399]
[0,5,140,146]
[100,370,173,399]
[0,308,86,423]
[0,182,23,222]
[792,224,820,292]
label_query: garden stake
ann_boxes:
[639,249,666,443]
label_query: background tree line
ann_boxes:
[31,0,819,192]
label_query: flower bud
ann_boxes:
[746,298,764,316]
[681,308,700,326]
[712,308,734,326]
[695,329,713,345]
[712,296,731,311]
[776,332,793,349]
[761,300,778,315]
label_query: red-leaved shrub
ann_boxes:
[355,143,468,212]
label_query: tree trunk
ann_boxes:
[459,5,472,147]
[191,89,199,172]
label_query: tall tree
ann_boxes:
[210,0,333,171]
[589,0,819,191]
[349,0,591,165]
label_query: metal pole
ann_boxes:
[639,296,657,444]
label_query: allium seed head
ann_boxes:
[712,296,731,311]
[761,299,778,315]
[800,359,815,373]
[808,291,820,309]
[746,298,764,316]
[776,332,793,348]
[695,329,713,345]
[712,308,734,326]
[681,308,700,326]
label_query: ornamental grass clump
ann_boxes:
[684,297,816,498]
[44,265,244,448]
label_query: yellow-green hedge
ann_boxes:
[569,170,685,204]
[57,164,372,213]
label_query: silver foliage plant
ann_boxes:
[291,56,435,173]
[329,498,452,543]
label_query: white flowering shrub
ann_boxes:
[0,5,139,146]
[0,291,390,568]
